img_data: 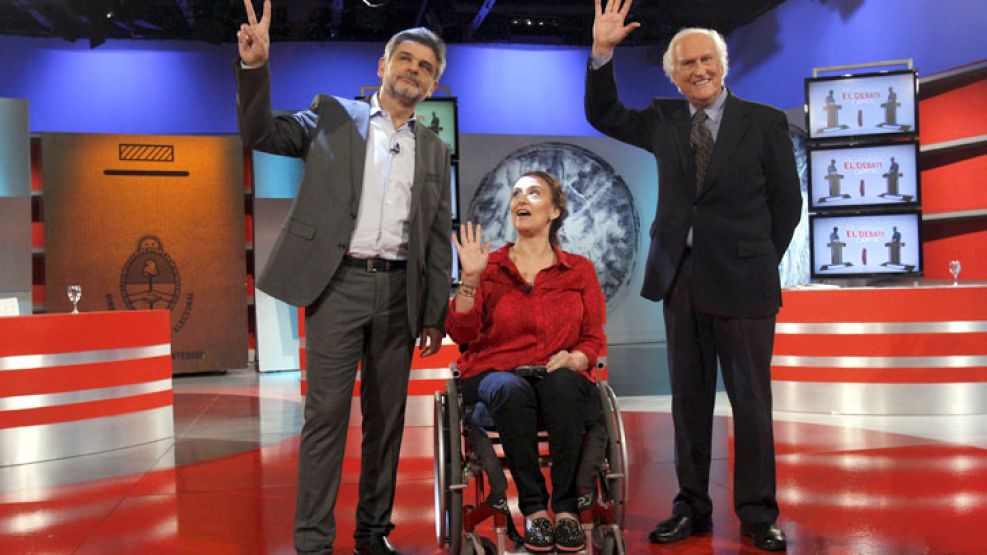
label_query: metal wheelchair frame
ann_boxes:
[434,375,628,555]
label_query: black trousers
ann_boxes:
[663,250,780,526]
[470,369,599,516]
[294,265,413,554]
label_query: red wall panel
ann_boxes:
[923,220,987,280]
[919,69,986,278]
[921,153,987,213]
[919,79,987,144]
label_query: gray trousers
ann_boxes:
[294,264,414,554]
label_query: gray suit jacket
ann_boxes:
[236,63,452,336]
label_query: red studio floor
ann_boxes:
[2,369,986,555]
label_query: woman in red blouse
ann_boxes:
[445,171,606,553]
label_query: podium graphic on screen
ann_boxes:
[817,90,849,134]
[821,226,852,270]
[427,111,443,135]
[881,226,915,271]
[879,156,913,201]
[878,86,912,131]
[818,158,851,203]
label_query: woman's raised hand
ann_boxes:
[452,222,491,283]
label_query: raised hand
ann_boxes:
[452,222,491,283]
[592,0,641,58]
[238,0,271,68]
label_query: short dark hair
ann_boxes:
[384,27,447,80]
[520,170,568,247]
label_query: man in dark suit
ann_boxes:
[585,1,801,551]
[236,2,452,554]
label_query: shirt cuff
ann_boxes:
[572,343,599,370]
[444,295,481,340]
[590,53,613,70]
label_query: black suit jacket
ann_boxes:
[236,63,452,336]
[586,60,801,318]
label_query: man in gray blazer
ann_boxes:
[236,2,452,554]
[585,0,801,551]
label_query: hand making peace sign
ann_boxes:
[238,0,272,68]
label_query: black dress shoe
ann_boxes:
[353,535,399,555]
[740,523,787,552]
[648,514,712,544]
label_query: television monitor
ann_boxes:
[415,97,459,158]
[450,164,460,222]
[450,235,460,285]
[805,70,917,141]
[810,211,923,279]
[807,142,920,211]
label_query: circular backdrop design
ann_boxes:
[467,142,639,307]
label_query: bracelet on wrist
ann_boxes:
[457,281,478,298]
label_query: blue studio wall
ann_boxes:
[0,35,650,136]
[726,0,987,109]
[0,0,983,134]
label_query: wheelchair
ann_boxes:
[434,365,628,555]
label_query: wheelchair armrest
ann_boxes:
[514,365,548,379]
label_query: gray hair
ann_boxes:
[662,27,729,83]
[383,27,447,80]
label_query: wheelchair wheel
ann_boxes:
[433,391,449,545]
[461,534,497,555]
[599,528,625,555]
[598,382,628,528]
[433,381,464,553]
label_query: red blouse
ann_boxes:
[445,244,606,381]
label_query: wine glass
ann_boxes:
[67,284,82,314]
[948,260,962,286]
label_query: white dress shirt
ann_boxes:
[348,94,417,260]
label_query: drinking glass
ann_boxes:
[67,284,82,314]
[948,260,962,286]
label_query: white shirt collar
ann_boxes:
[370,93,416,130]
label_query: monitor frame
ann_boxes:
[415,96,460,159]
[804,69,919,142]
[450,233,461,285]
[809,209,924,280]
[806,140,921,212]
[449,163,460,223]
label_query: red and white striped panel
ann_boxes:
[0,310,174,465]
[771,285,987,415]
